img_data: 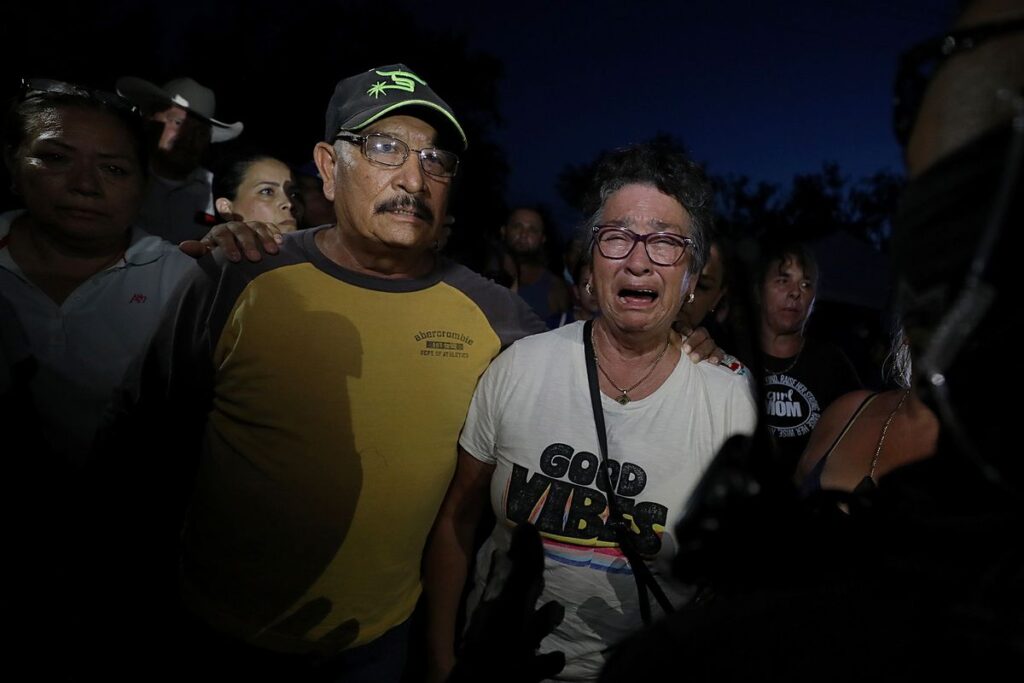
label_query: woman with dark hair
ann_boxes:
[424,142,756,681]
[1,79,197,464]
[212,150,301,231]
[756,240,861,471]
[675,239,729,332]
[2,79,201,679]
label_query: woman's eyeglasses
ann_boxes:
[591,226,693,266]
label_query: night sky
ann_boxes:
[414,0,955,228]
[6,0,955,226]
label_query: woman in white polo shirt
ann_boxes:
[1,79,197,465]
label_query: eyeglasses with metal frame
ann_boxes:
[335,132,459,178]
[20,78,140,116]
[893,16,1024,148]
[591,225,694,266]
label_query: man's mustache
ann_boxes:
[375,195,434,223]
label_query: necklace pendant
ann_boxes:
[617,393,631,405]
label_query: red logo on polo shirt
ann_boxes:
[129,293,148,304]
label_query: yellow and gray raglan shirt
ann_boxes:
[141,226,544,654]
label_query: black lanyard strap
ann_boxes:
[582,319,675,624]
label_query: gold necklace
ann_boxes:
[773,338,805,375]
[592,324,670,405]
[868,389,910,481]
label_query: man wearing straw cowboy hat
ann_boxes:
[116,76,243,243]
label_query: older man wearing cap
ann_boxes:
[116,76,243,243]
[109,64,544,680]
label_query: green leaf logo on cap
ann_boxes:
[366,69,426,99]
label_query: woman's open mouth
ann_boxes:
[618,287,659,305]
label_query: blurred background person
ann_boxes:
[795,323,939,496]
[675,240,728,332]
[500,205,571,328]
[212,149,301,232]
[756,240,861,472]
[673,236,756,363]
[116,76,242,243]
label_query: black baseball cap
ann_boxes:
[324,64,467,151]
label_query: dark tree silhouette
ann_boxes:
[846,170,906,250]
[555,136,901,253]
[711,163,904,251]
[780,162,847,242]
[712,175,785,238]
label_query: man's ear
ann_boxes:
[313,142,337,201]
